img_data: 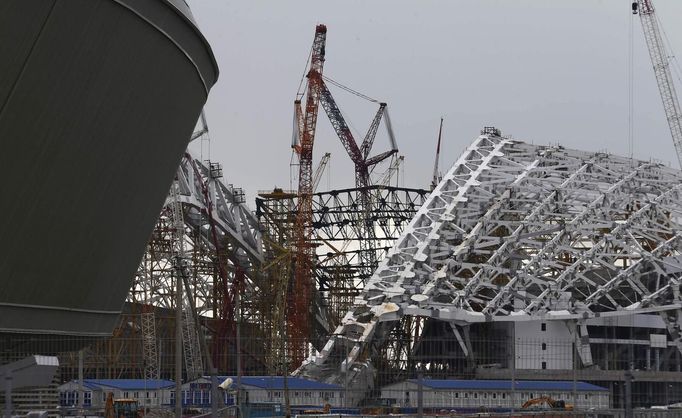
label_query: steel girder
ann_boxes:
[298,132,682,397]
[256,186,428,298]
[129,150,264,317]
[255,185,428,362]
[175,152,263,267]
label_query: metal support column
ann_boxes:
[78,350,84,409]
[4,371,11,418]
[175,269,183,418]
[417,371,423,418]
[625,370,633,418]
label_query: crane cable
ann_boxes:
[322,74,396,152]
[322,75,379,142]
[322,75,380,103]
[295,42,314,99]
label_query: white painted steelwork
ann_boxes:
[175,152,264,267]
[299,131,682,397]
[130,150,263,316]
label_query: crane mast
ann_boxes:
[635,0,682,167]
[431,117,444,190]
[292,24,327,364]
[290,25,397,361]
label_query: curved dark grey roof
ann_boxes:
[166,0,196,22]
[0,0,219,338]
[113,0,220,92]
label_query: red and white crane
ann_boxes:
[290,24,327,364]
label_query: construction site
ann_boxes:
[2,1,682,418]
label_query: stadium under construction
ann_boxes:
[4,0,682,417]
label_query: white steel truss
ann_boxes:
[129,150,264,315]
[174,152,263,267]
[299,131,682,398]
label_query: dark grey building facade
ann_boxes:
[0,0,218,338]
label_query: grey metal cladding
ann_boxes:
[0,0,218,336]
[113,0,219,91]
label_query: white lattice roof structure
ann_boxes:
[300,130,682,393]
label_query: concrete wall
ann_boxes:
[515,321,573,370]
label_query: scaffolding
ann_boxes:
[256,185,429,349]
[2,149,427,403]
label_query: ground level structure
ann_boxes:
[57,379,174,409]
[181,376,343,409]
[380,379,609,410]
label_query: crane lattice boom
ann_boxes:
[312,152,331,192]
[292,24,327,364]
[636,0,682,167]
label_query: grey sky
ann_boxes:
[186,0,682,204]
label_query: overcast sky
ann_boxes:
[186,0,682,204]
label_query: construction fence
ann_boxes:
[2,328,682,417]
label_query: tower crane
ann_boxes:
[633,0,682,167]
[290,24,327,364]
[633,0,682,358]
[289,25,397,361]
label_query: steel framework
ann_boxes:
[58,153,425,381]
[127,150,268,376]
[89,154,428,380]
[300,129,682,404]
[257,186,429,348]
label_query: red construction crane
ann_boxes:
[290,24,327,365]
[289,25,397,363]
[633,0,682,167]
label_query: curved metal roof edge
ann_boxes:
[110,0,219,93]
[196,376,342,390]
[78,379,176,390]
[161,0,220,83]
